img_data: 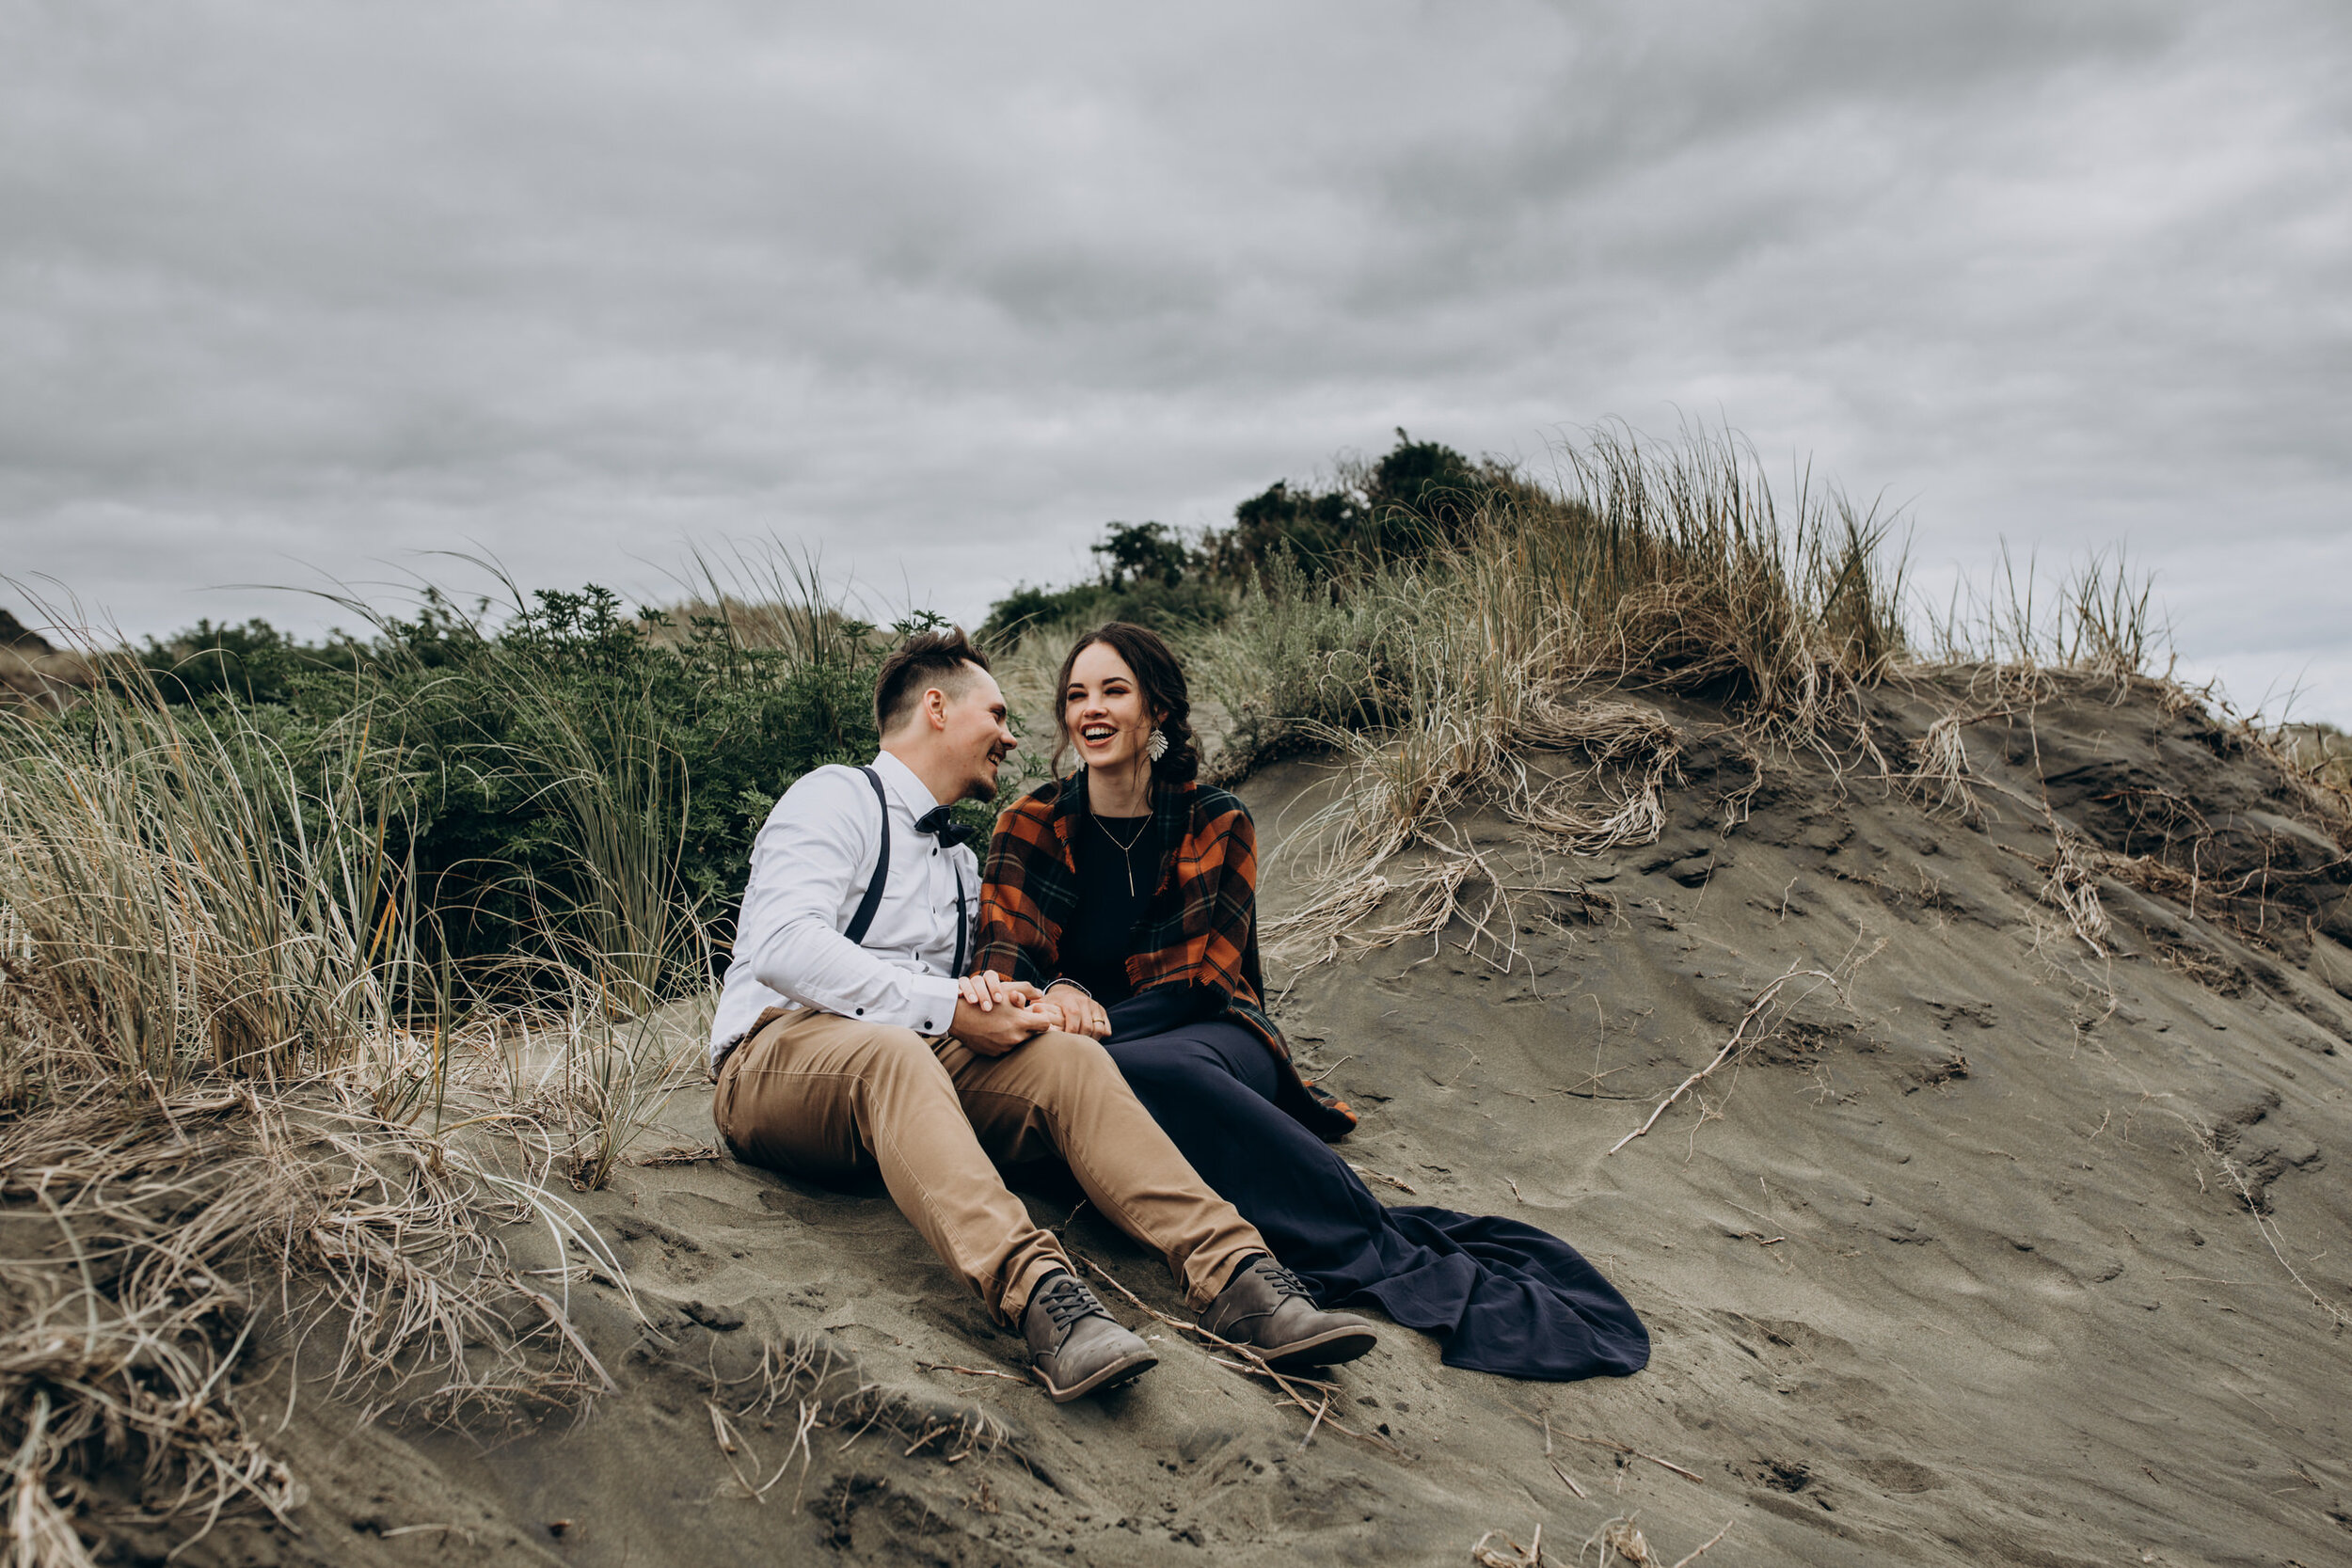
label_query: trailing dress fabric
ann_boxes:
[975,773,1650,1382]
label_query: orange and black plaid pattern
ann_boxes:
[975,774,1357,1141]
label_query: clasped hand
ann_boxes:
[951,972,1112,1053]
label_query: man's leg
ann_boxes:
[938,1028,1265,1310]
[714,1009,1071,1323]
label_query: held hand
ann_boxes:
[1043,983,1111,1041]
[957,970,1011,1011]
[957,971,1049,1012]
[950,995,1055,1055]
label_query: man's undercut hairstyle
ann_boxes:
[873,626,993,736]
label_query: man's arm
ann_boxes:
[744,769,963,1035]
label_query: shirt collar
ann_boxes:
[869,749,943,818]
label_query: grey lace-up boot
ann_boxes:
[1200,1255,1378,1369]
[1022,1272,1158,1402]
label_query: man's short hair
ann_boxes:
[873,627,993,736]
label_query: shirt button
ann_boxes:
[855,1007,865,1016]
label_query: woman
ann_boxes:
[974,622,1649,1381]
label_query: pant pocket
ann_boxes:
[712,1063,743,1155]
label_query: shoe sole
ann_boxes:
[1261,1325,1379,1370]
[1033,1348,1159,1403]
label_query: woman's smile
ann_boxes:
[1064,640,1155,772]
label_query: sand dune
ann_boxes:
[115,671,2352,1567]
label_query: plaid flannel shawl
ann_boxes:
[975,773,1356,1141]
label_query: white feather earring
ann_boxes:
[1146,728,1169,762]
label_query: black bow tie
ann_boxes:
[914,805,975,847]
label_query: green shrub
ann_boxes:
[1211,431,1509,578]
[136,616,362,705]
[978,521,1228,649]
[113,585,1010,994]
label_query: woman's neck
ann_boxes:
[1085,754,1152,817]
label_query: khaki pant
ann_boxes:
[713,1007,1263,1325]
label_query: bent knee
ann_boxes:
[1103,1037,1220,1092]
[1021,1027,1120,1081]
[841,1022,950,1083]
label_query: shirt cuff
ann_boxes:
[908,973,962,1037]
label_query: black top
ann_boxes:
[1060,812,1158,1004]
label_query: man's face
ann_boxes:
[940,667,1017,802]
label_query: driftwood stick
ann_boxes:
[1552,1432,1706,1484]
[1671,1519,1736,1566]
[1608,963,1834,1156]
[915,1359,1026,1384]
[1074,1253,1401,1455]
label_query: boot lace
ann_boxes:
[1254,1259,1319,1304]
[1037,1275,1109,1332]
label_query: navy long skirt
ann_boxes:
[1105,1021,1650,1381]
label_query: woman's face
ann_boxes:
[1064,641,1159,775]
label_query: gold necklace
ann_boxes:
[1092,812,1151,897]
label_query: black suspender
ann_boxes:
[844,766,892,945]
[950,857,967,981]
[843,764,967,976]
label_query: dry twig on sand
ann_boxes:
[635,1141,724,1166]
[1346,1161,1418,1195]
[1073,1254,1401,1455]
[1607,952,1876,1156]
[2185,1117,2352,1333]
[916,1360,1028,1385]
[1532,1413,1589,1498]
[1549,1433,1706,1485]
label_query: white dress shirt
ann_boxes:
[708,750,977,1066]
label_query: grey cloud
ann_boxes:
[1,0,2345,715]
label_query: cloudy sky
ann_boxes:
[5,2,2347,718]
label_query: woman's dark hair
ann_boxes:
[1052,622,1200,784]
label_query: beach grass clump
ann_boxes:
[0,657,392,1102]
[2280,722,2352,793]
[0,1082,636,1565]
[1200,424,1909,784]
[0,613,702,1556]
[1920,543,2165,685]
[1180,425,1906,963]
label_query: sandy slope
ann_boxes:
[145,671,2352,1568]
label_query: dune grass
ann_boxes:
[1179,426,1910,966]
[0,422,2199,1559]
[0,603,709,1557]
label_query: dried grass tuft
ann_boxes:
[1570,1513,1732,1568]
[2040,827,2113,958]
[1263,696,1675,975]
[1216,424,1910,977]
[695,1336,1014,1513]
[0,1085,636,1560]
[1505,700,1682,854]
[1471,1521,1547,1566]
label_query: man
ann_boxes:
[710,627,1375,1402]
